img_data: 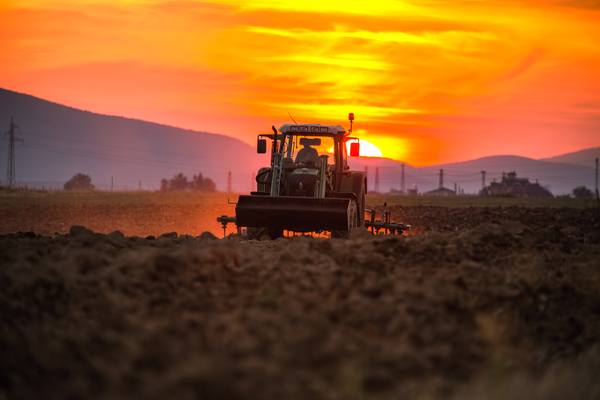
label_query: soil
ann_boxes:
[1,205,600,399]
[0,202,235,238]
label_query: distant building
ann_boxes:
[424,187,456,196]
[483,171,553,198]
[406,188,418,196]
[387,188,404,195]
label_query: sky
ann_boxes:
[1,0,599,166]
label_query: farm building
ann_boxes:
[483,171,553,197]
[424,187,456,196]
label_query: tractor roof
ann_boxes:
[278,124,347,135]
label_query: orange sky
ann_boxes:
[1,0,599,166]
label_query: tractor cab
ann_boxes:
[255,124,354,197]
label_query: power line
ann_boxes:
[22,142,236,174]
[22,131,250,162]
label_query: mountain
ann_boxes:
[349,155,596,196]
[0,89,263,191]
[540,147,600,168]
[1,88,596,196]
[414,155,596,196]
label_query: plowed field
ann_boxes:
[1,202,600,399]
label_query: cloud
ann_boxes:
[492,48,545,83]
[558,0,600,9]
[1,0,599,165]
[234,0,429,16]
[258,54,392,71]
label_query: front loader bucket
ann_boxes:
[236,195,351,232]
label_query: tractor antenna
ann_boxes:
[288,112,298,125]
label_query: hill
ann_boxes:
[540,147,600,168]
[416,155,596,196]
[0,88,263,191]
[1,88,596,196]
[350,155,596,196]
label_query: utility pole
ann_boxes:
[596,158,600,201]
[439,169,444,189]
[227,171,232,193]
[401,164,405,194]
[5,117,23,188]
[454,182,457,194]
[374,167,380,193]
[481,170,486,192]
[139,180,141,191]
[111,177,114,192]
[365,166,368,192]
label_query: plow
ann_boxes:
[217,114,409,239]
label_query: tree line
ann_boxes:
[62,172,216,191]
[160,173,216,192]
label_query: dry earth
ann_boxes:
[1,205,600,399]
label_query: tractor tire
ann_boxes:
[357,188,366,228]
[268,228,284,240]
[247,227,283,240]
[247,227,268,240]
[331,200,358,239]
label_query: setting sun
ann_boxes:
[329,139,383,158]
[347,140,382,158]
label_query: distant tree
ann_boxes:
[160,178,169,191]
[192,172,216,192]
[168,173,189,191]
[64,173,95,190]
[160,172,217,192]
[572,186,593,198]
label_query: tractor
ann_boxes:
[217,114,409,239]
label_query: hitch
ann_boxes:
[364,204,410,235]
[217,215,238,238]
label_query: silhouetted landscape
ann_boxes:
[1,88,598,195]
[0,89,263,192]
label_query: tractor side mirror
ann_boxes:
[350,142,360,157]
[257,139,267,154]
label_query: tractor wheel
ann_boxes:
[268,228,284,240]
[247,227,283,240]
[247,227,268,240]
[357,188,366,228]
[331,200,358,239]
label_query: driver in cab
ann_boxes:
[295,138,321,166]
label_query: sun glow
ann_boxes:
[330,140,383,157]
[349,140,383,158]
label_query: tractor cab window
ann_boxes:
[340,140,348,170]
[287,135,334,167]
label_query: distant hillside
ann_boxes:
[416,155,596,196]
[1,88,595,196]
[349,155,596,196]
[540,147,600,168]
[0,89,263,191]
